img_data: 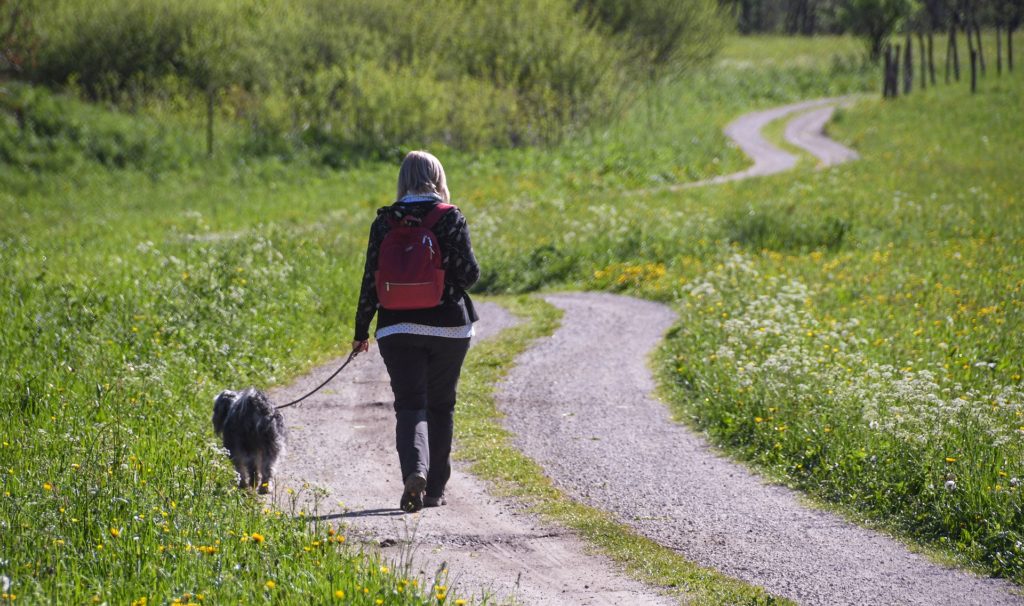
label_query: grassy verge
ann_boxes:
[455,296,791,606]
[651,79,1024,582]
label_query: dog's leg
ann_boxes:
[257,451,273,495]
[247,455,259,490]
[234,457,249,490]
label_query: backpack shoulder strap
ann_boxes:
[421,203,455,230]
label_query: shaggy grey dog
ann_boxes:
[213,388,286,494]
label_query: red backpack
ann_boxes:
[375,203,454,310]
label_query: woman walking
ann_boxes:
[352,151,480,513]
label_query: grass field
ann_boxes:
[2,32,1022,602]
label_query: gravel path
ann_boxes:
[633,96,858,194]
[782,103,860,166]
[497,293,1023,606]
[273,302,674,606]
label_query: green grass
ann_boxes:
[457,63,1024,585]
[719,34,866,69]
[2,31,1021,602]
[456,296,791,605]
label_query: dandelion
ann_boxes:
[379,566,388,574]
[251,533,265,543]
[334,590,345,599]
[42,482,52,491]
[264,580,276,590]
[110,528,121,538]
[945,457,957,463]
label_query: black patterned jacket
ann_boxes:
[353,201,480,341]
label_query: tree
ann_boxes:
[840,0,918,62]
[180,11,255,157]
[576,0,726,74]
[0,0,36,75]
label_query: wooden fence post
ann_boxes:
[997,24,1003,75]
[883,44,891,98]
[951,24,961,81]
[970,49,977,93]
[892,44,901,97]
[1010,26,1015,72]
[928,32,936,85]
[918,32,927,90]
[904,34,913,94]
[974,21,986,76]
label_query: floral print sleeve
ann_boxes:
[353,212,388,341]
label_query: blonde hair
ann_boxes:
[395,150,450,203]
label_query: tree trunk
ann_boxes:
[918,32,927,90]
[997,23,1003,75]
[892,44,901,98]
[1010,27,1015,72]
[883,45,891,97]
[206,88,215,158]
[965,21,975,74]
[951,24,960,81]
[928,32,936,85]
[970,49,977,93]
[974,21,986,75]
[945,28,953,83]
[904,33,913,94]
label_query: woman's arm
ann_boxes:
[439,209,480,290]
[353,216,386,341]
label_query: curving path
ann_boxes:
[269,98,1022,605]
[655,96,859,192]
[496,293,1023,606]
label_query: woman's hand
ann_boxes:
[352,339,370,353]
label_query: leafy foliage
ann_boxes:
[21,0,724,161]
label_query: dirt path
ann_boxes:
[782,103,859,166]
[273,302,674,606]
[648,96,858,192]
[497,293,1023,606]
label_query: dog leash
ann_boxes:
[275,349,360,410]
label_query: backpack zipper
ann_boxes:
[385,281,435,291]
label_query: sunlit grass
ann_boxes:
[3,32,1020,601]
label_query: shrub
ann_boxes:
[22,0,720,162]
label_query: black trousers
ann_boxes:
[378,333,471,498]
